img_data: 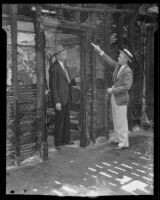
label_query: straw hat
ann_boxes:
[119,48,133,63]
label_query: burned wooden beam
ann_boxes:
[80,34,87,147]
[90,31,96,143]
[34,5,48,161]
[74,4,81,24]
[9,4,20,166]
[45,4,135,14]
[2,13,96,32]
[104,12,112,140]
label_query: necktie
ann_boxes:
[117,65,126,77]
[115,65,121,77]
[112,65,121,83]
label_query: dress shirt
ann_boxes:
[117,65,126,77]
[59,61,70,83]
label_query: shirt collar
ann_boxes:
[58,61,64,68]
[120,64,126,69]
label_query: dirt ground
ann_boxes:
[6,129,153,196]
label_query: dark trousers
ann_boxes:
[54,102,70,146]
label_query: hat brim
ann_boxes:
[54,49,65,56]
[119,50,132,63]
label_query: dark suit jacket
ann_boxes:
[49,61,76,106]
[101,53,133,106]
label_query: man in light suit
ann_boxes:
[49,45,76,150]
[92,44,133,150]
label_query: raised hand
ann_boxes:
[56,103,61,111]
[107,88,112,94]
[91,42,103,55]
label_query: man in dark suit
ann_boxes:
[49,45,76,150]
[92,43,133,150]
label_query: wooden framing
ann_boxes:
[90,31,96,143]
[104,12,112,139]
[83,28,96,145]
[44,4,135,13]
[5,8,98,167]
[42,18,96,147]
[79,33,87,147]
[34,6,48,160]
[9,4,19,165]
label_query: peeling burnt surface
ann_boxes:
[7,85,39,165]
[7,86,15,166]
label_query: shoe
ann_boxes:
[55,146,61,150]
[114,146,129,150]
[63,141,74,145]
[110,141,119,145]
[68,141,74,145]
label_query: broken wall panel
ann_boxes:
[6,90,15,166]
[17,24,39,162]
[5,17,41,166]
[17,46,36,85]
[5,22,15,166]
[17,21,35,32]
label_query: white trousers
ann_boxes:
[111,94,129,147]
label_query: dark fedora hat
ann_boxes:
[53,44,65,56]
[119,48,133,63]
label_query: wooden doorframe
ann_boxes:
[41,22,95,153]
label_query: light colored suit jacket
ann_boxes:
[101,53,133,105]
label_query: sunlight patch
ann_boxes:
[121,180,149,195]
[116,175,132,185]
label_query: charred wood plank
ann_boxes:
[9,4,19,165]
[45,4,135,14]
[80,34,87,147]
[104,12,112,139]
[90,30,96,143]
[34,5,47,160]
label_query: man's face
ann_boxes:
[118,52,127,64]
[59,49,67,62]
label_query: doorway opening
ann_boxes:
[45,31,82,148]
